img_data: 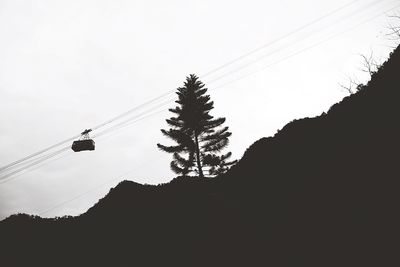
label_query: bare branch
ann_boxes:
[359,50,380,77]
[339,76,359,95]
[385,14,400,42]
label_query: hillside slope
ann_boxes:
[217,44,400,266]
[1,45,399,267]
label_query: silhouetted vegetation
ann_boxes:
[387,14,400,42]
[157,74,236,177]
[1,45,399,266]
[340,51,381,94]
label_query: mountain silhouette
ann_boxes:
[1,45,399,267]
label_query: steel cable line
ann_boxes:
[0,134,80,173]
[90,89,175,132]
[38,158,157,217]
[3,146,69,171]
[92,98,174,139]
[38,175,123,216]
[0,0,369,174]
[204,0,388,84]
[0,94,175,178]
[2,97,179,181]
[93,105,170,142]
[0,103,172,182]
[0,151,74,184]
[0,91,174,174]
[211,3,400,91]
[0,146,74,181]
[199,0,363,78]
[0,147,71,182]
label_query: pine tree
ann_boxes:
[157,74,236,178]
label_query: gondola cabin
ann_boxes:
[72,139,95,152]
[71,129,95,152]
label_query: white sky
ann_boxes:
[0,0,399,219]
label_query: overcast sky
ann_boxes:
[0,0,399,220]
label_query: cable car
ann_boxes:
[71,129,95,152]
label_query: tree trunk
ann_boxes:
[194,133,204,178]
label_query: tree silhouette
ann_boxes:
[157,74,236,177]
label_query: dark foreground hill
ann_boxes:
[1,45,399,266]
